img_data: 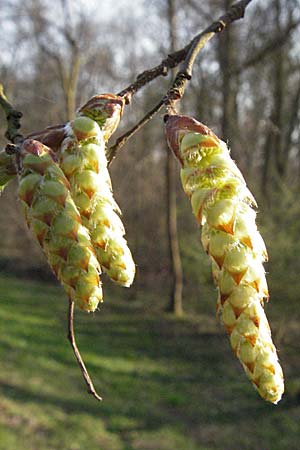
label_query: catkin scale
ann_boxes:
[59,112,135,287]
[165,114,284,404]
[77,93,125,142]
[18,139,103,312]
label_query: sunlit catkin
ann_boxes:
[165,114,284,404]
[60,102,135,287]
[18,139,103,312]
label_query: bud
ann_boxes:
[78,94,125,142]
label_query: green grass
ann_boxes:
[0,274,300,450]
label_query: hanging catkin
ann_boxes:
[165,114,284,404]
[59,97,135,287]
[18,139,103,312]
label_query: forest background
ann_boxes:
[0,1,300,449]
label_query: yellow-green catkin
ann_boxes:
[165,114,284,404]
[60,96,135,287]
[18,139,102,312]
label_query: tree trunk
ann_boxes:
[217,0,239,158]
[165,0,183,316]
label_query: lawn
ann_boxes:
[0,274,300,450]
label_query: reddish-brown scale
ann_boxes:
[232,306,245,319]
[216,218,235,235]
[252,378,260,388]
[36,228,48,246]
[85,189,96,199]
[79,94,124,121]
[40,213,55,226]
[212,255,225,269]
[220,293,230,305]
[229,269,248,285]
[252,316,260,328]
[81,210,91,220]
[26,125,66,153]
[245,362,255,373]
[265,364,276,375]
[55,247,69,261]
[79,255,90,271]
[245,334,257,346]
[240,236,253,249]
[19,190,35,207]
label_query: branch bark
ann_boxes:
[0,83,23,144]
[110,0,254,157]
[118,0,253,103]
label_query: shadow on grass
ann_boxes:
[1,275,300,450]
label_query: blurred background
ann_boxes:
[0,0,300,449]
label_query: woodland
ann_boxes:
[0,0,300,449]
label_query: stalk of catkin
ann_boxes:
[59,106,135,287]
[165,114,284,404]
[18,139,103,312]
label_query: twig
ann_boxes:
[0,83,23,144]
[67,299,102,402]
[107,99,165,163]
[165,0,253,108]
[118,0,253,103]
[230,18,300,76]
[110,0,253,155]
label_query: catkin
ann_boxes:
[165,114,284,404]
[59,111,135,287]
[18,139,103,312]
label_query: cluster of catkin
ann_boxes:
[165,114,284,404]
[2,94,135,313]
[0,97,285,403]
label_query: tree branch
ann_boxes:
[110,0,253,155]
[67,299,102,402]
[0,83,23,144]
[107,100,165,163]
[231,18,300,76]
[118,0,253,103]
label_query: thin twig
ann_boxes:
[107,100,165,163]
[110,0,253,155]
[0,83,23,144]
[67,299,102,402]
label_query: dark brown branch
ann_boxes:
[111,0,253,155]
[0,83,23,144]
[118,0,253,102]
[165,0,253,107]
[67,299,102,402]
